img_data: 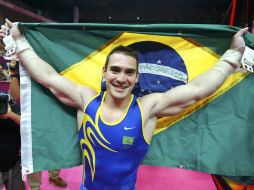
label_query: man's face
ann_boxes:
[103,53,138,100]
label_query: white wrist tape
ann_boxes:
[15,38,33,55]
[213,65,230,78]
[241,46,254,73]
[220,49,242,68]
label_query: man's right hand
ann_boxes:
[0,19,23,40]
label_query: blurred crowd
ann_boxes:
[0,39,68,189]
[0,57,68,189]
[0,43,10,81]
[0,57,11,81]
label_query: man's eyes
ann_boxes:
[109,67,136,75]
[111,69,120,73]
[125,70,135,75]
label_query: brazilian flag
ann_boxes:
[19,23,254,178]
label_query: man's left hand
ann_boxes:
[230,27,249,54]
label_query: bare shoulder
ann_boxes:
[77,84,98,110]
[139,92,162,116]
[140,92,162,106]
[76,85,98,130]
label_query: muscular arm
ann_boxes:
[145,62,233,117]
[18,46,88,109]
[1,19,95,110]
[142,28,248,119]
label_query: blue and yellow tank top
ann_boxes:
[78,92,149,190]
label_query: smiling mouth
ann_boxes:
[113,84,128,90]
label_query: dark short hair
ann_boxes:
[104,45,138,70]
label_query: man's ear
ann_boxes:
[102,66,106,78]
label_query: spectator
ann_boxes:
[0,64,8,81]
[0,59,25,190]
[28,169,67,189]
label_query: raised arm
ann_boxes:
[142,28,249,118]
[0,19,95,110]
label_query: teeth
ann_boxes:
[113,84,125,89]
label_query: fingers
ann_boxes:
[0,24,8,33]
[0,18,21,39]
[0,18,14,34]
[0,27,6,38]
[0,19,10,38]
[5,18,13,28]
[234,27,248,37]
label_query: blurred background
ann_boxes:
[0,0,253,29]
[0,0,253,83]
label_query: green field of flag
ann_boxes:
[19,23,254,176]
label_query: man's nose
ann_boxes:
[116,72,126,82]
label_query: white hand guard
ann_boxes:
[241,46,254,73]
[3,34,16,56]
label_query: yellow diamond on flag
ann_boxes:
[61,32,248,134]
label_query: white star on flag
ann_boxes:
[157,59,162,64]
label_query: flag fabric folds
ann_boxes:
[19,23,254,176]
